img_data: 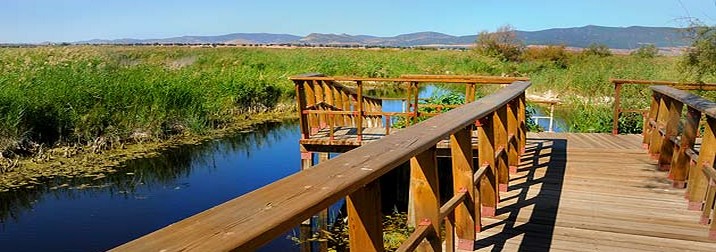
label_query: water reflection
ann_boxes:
[0,120,302,251]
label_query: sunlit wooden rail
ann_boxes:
[610,78,716,135]
[112,79,530,251]
[643,85,716,239]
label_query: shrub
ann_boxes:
[582,43,612,57]
[631,44,658,58]
[522,45,570,68]
[474,25,524,62]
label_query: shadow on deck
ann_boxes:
[474,134,716,251]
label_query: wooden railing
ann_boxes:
[610,78,716,135]
[291,74,528,141]
[111,81,531,251]
[643,85,716,238]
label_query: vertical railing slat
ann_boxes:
[688,118,716,210]
[477,116,498,217]
[495,106,509,192]
[657,98,683,171]
[670,107,700,188]
[409,147,441,251]
[347,180,384,252]
[450,127,476,250]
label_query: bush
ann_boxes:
[631,44,658,58]
[474,25,524,62]
[582,43,612,57]
[522,45,570,68]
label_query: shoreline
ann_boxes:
[0,109,298,191]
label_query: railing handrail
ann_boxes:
[290,75,528,84]
[112,81,531,252]
[644,85,716,240]
[651,85,716,119]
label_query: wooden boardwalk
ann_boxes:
[472,132,716,251]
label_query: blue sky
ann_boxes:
[2,0,715,43]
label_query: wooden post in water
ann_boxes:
[657,98,683,171]
[347,180,384,252]
[477,116,498,217]
[670,107,700,188]
[450,127,476,250]
[687,118,716,210]
[409,147,441,251]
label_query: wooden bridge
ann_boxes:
[112,75,716,251]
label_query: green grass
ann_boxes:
[0,45,709,155]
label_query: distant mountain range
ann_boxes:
[75,25,692,49]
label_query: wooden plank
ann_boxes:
[409,148,441,251]
[449,127,476,250]
[347,180,384,252]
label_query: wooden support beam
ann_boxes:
[409,148,441,251]
[658,98,683,171]
[648,94,668,159]
[450,127,476,250]
[518,94,527,154]
[477,116,498,217]
[612,82,622,135]
[507,100,519,174]
[305,80,318,133]
[413,82,420,125]
[347,180,384,252]
[495,106,509,192]
[295,80,311,140]
[671,107,700,188]
[643,93,659,148]
[688,118,716,210]
[356,81,364,142]
[315,80,327,129]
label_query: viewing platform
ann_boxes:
[113,75,716,252]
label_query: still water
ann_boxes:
[0,121,304,251]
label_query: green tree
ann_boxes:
[474,25,524,62]
[680,25,716,81]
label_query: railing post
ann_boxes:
[413,82,420,125]
[465,83,476,103]
[613,82,622,135]
[643,92,659,149]
[495,106,509,192]
[295,80,310,140]
[348,180,384,252]
[507,100,519,174]
[657,98,683,171]
[450,127,476,250]
[409,147,441,251]
[356,81,364,142]
[687,117,716,210]
[305,80,318,134]
[477,116,498,217]
[648,94,668,159]
[519,93,527,154]
[670,107,700,188]
[405,82,413,126]
[315,80,327,128]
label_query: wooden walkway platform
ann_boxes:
[472,132,716,251]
